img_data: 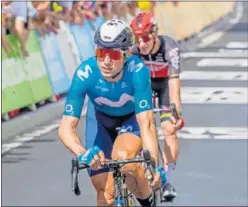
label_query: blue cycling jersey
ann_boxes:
[63,55,153,118]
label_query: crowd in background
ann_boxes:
[1,1,158,58]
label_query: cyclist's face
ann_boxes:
[135,34,154,55]
[96,48,125,78]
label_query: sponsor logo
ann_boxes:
[169,48,179,70]
[139,100,148,108]
[94,93,134,107]
[119,125,133,133]
[144,61,169,72]
[77,65,93,81]
[65,104,74,114]
[95,85,109,92]
[121,82,126,88]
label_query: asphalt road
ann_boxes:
[2,3,248,206]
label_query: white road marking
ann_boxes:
[2,143,23,154]
[157,127,248,140]
[181,87,248,104]
[198,32,224,48]
[226,41,248,49]
[180,71,248,81]
[3,121,247,155]
[229,2,244,25]
[181,50,248,58]
[197,58,248,67]
[2,122,60,154]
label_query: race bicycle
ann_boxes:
[71,150,158,207]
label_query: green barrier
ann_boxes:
[21,31,53,103]
[2,35,33,115]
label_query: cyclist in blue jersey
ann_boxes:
[58,19,167,206]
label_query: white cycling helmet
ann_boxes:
[94,19,134,51]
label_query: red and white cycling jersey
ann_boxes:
[132,35,180,78]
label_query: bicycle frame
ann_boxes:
[113,166,129,206]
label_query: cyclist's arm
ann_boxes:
[132,61,159,166]
[59,116,86,156]
[168,76,181,115]
[165,37,181,114]
[58,66,89,157]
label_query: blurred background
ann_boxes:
[1,1,235,121]
[2,1,247,206]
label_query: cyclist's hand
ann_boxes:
[150,170,162,191]
[78,146,106,170]
[145,167,167,191]
[171,116,185,130]
[152,167,167,190]
[163,113,184,133]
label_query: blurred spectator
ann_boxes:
[172,1,179,7]
[1,0,146,56]
[2,1,29,57]
[30,1,71,36]
[2,15,14,57]
[137,1,156,15]
[52,1,73,22]
[111,1,141,24]
[77,1,97,21]
[94,1,112,20]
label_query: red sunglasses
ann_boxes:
[135,34,152,44]
[95,48,123,61]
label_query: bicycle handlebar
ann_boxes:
[71,150,153,196]
[153,103,179,122]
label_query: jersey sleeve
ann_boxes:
[132,58,153,114]
[164,36,180,75]
[63,64,89,119]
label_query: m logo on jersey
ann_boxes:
[128,60,144,72]
[77,65,93,81]
[94,93,134,107]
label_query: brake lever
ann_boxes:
[71,158,81,196]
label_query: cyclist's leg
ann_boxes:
[85,111,116,206]
[158,78,178,199]
[111,114,154,206]
[158,79,179,164]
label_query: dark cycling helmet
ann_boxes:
[94,19,134,51]
[130,12,158,36]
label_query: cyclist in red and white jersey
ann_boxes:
[130,12,185,202]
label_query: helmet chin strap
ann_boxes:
[147,35,156,56]
[111,69,122,79]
